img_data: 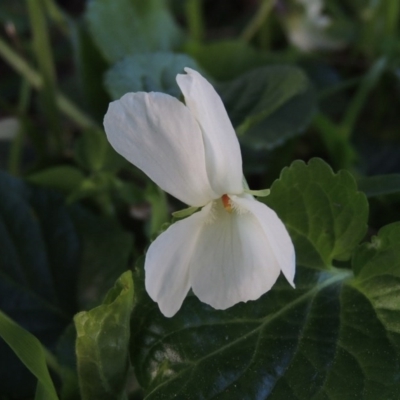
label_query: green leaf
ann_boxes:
[105,52,200,99]
[352,222,400,280]
[185,40,268,81]
[0,310,59,400]
[265,158,368,269]
[0,171,133,396]
[0,171,78,395]
[75,270,134,400]
[74,129,126,173]
[86,0,183,63]
[218,66,316,150]
[357,174,400,197]
[27,165,85,194]
[131,221,400,398]
[70,206,134,309]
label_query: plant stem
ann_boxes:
[185,0,204,42]
[240,0,275,42]
[313,113,356,170]
[0,38,41,86]
[28,0,63,157]
[339,57,387,140]
[8,79,31,176]
[42,0,70,35]
[0,37,98,130]
[317,77,362,100]
[385,0,400,37]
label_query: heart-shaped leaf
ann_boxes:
[130,220,400,399]
[265,158,369,269]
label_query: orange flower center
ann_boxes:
[221,194,232,213]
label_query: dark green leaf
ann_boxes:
[185,40,268,81]
[105,52,200,99]
[265,158,368,269]
[0,171,133,396]
[70,206,134,309]
[218,66,316,150]
[75,270,134,400]
[26,165,85,194]
[86,0,183,63]
[131,223,400,399]
[0,171,77,396]
[357,174,400,198]
[0,310,58,400]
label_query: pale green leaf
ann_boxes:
[75,271,134,400]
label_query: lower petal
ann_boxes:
[189,200,282,310]
[234,196,296,287]
[145,203,212,317]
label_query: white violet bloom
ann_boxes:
[104,68,295,317]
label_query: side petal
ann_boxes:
[176,68,243,196]
[234,196,296,287]
[145,203,212,317]
[104,92,216,207]
[189,200,282,310]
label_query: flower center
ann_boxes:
[221,194,232,213]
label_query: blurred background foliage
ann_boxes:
[1,0,400,398]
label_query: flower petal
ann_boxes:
[176,68,243,196]
[189,198,282,310]
[104,92,216,207]
[145,203,212,317]
[233,196,296,287]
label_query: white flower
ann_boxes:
[104,68,295,317]
[285,0,345,52]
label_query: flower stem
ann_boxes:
[240,0,275,42]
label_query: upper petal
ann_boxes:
[104,92,216,207]
[233,196,296,287]
[189,198,282,310]
[176,68,243,196]
[145,203,212,317]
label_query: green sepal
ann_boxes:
[244,188,270,197]
[172,206,199,219]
